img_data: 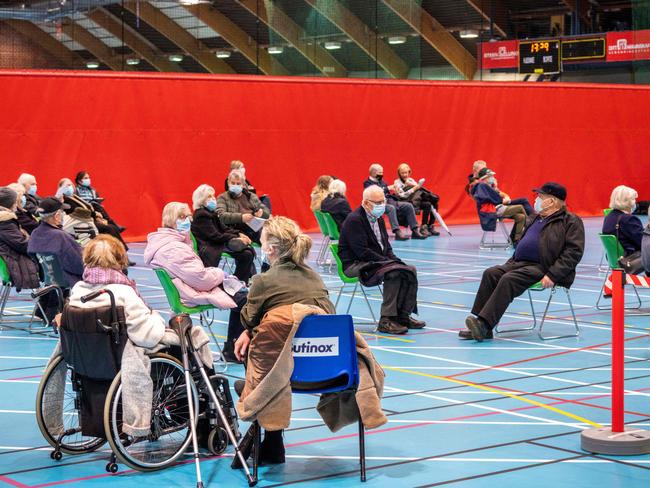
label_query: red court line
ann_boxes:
[0,475,30,488]
[447,334,649,379]
[4,375,42,382]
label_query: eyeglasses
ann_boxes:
[367,199,386,206]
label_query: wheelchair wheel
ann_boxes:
[104,354,199,471]
[35,355,106,455]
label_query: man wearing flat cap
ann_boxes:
[461,182,585,341]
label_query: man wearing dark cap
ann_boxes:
[27,197,84,288]
[461,182,585,341]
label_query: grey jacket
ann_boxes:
[216,190,270,225]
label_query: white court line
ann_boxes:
[382,366,650,372]
[0,356,50,360]
[375,347,650,398]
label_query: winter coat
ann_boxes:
[237,303,387,432]
[62,211,98,247]
[320,193,352,231]
[642,225,650,275]
[508,209,585,288]
[363,177,398,202]
[27,221,84,288]
[216,189,270,226]
[471,182,503,232]
[0,208,40,290]
[143,227,236,309]
[602,209,644,256]
[24,193,41,215]
[191,207,240,267]
[15,208,39,234]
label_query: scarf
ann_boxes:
[83,266,141,297]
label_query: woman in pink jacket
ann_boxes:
[144,202,247,362]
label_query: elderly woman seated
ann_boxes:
[7,183,38,234]
[56,178,98,247]
[320,179,352,231]
[144,202,247,363]
[191,184,257,284]
[217,170,270,244]
[310,175,333,212]
[74,170,125,232]
[394,163,441,237]
[603,185,644,256]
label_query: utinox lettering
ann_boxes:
[292,337,339,357]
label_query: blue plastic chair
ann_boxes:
[248,314,367,482]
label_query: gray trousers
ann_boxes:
[385,200,418,231]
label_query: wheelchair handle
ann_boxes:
[81,289,120,343]
[80,289,105,303]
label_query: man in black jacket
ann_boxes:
[462,182,585,341]
[338,185,425,335]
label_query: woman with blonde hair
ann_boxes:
[233,216,335,465]
[603,185,644,256]
[310,175,333,212]
[394,163,440,236]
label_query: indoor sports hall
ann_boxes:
[1,2,649,487]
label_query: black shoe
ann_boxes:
[393,229,409,241]
[465,315,490,342]
[221,341,243,364]
[378,317,408,335]
[234,379,245,396]
[128,260,136,267]
[259,430,285,465]
[411,228,427,240]
[231,425,255,469]
[399,316,426,329]
[428,225,440,236]
[419,225,430,237]
[458,328,493,340]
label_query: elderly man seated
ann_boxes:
[27,197,84,288]
[217,169,271,244]
[461,182,584,341]
[18,173,41,217]
[338,185,425,335]
[363,163,425,241]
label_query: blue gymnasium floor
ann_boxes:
[1,217,650,488]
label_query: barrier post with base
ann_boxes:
[581,269,650,454]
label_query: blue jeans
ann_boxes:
[509,197,533,215]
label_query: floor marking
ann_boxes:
[385,368,602,428]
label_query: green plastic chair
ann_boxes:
[597,209,613,271]
[330,244,380,328]
[0,256,12,323]
[313,211,331,267]
[321,212,340,241]
[596,233,641,309]
[495,281,579,340]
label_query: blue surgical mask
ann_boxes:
[176,217,191,233]
[229,184,243,196]
[62,185,74,197]
[534,197,544,213]
[631,203,637,214]
[20,195,26,208]
[487,177,496,185]
[80,178,91,187]
[371,203,386,219]
[28,185,37,196]
[206,199,217,212]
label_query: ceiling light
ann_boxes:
[86,61,99,69]
[460,29,479,39]
[324,41,342,50]
[168,54,184,62]
[387,35,407,45]
[178,0,201,5]
[126,57,140,66]
[216,50,231,59]
[267,46,283,54]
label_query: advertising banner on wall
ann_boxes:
[606,30,650,61]
[478,40,519,69]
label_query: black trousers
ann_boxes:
[226,247,256,283]
[382,269,419,318]
[471,261,545,328]
[226,289,248,344]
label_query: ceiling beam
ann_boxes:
[184,4,288,76]
[3,19,86,69]
[237,0,347,77]
[60,19,124,71]
[87,8,181,72]
[303,0,409,79]
[123,1,234,74]
[382,0,477,80]
[464,0,509,39]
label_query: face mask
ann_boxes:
[631,203,637,213]
[176,217,191,233]
[229,184,243,196]
[62,185,74,197]
[370,203,386,218]
[20,195,26,208]
[206,199,217,212]
[28,185,37,196]
[534,196,545,213]
[487,177,496,185]
[80,178,91,187]
[375,174,383,182]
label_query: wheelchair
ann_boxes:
[35,289,257,486]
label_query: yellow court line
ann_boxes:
[384,366,602,428]
[361,333,415,343]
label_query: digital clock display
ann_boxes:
[561,38,606,61]
[519,40,561,74]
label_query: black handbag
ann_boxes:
[616,216,644,274]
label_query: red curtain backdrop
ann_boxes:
[1,70,649,241]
